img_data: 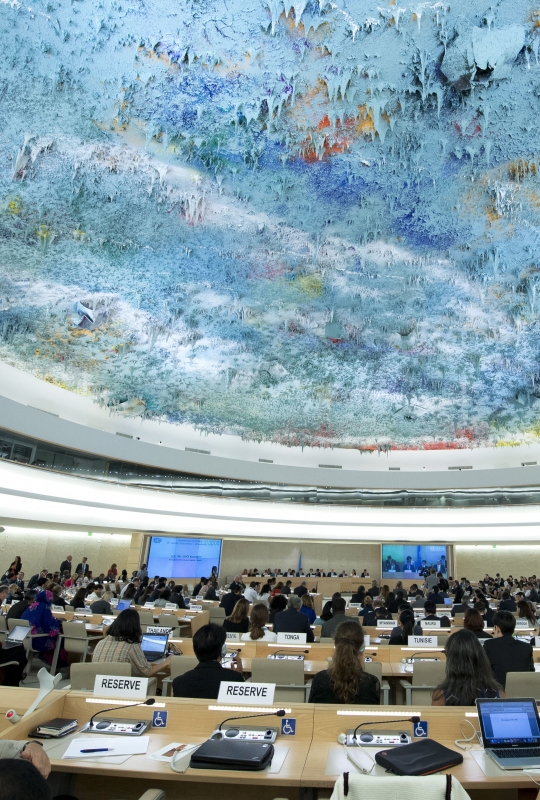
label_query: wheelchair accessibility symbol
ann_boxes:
[152,710,168,728]
[281,718,296,736]
[414,720,428,738]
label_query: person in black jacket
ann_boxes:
[419,600,450,628]
[483,611,534,688]
[475,600,495,627]
[498,591,517,611]
[219,583,242,617]
[169,585,186,609]
[273,595,314,641]
[6,591,36,621]
[203,580,219,602]
[293,582,308,597]
[451,597,470,617]
[59,556,72,577]
[309,620,379,704]
[223,598,250,633]
[350,586,365,604]
[172,623,244,699]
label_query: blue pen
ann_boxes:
[80,748,112,753]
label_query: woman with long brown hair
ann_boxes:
[308,620,380,704]
[241,603,277,641]
[223,597,250,633]
[517,599,536,625]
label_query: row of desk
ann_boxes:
[0,687,538,800]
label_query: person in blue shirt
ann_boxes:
[300,593,316,624]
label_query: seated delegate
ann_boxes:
[309,620,380,704]
[241,603,277,641]
[173,623,244,698]
[223,598,250,633]
[483,610,534,688]
[273,594,315,641]
[92,608,171,677]
[432,628,504,705]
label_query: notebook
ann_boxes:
[477,697,540,769]
[4,625,31,649]
[141,633,169,662]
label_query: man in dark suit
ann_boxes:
[451,597,470,617]
[526,583,540,603]
[14,572,25,591]
[27,569,48,589]
[321,598,357,638]
[59,556,72,576]
[75,557,90,576]
[273,595,315,642]
[219,583,243,616]
[498,591,517,611]
[293,581,308,597]
[475,600,495,627]
[427,585,446,605]
[483,611,534,688]
[419,600,450,628]
[172,624,244,698]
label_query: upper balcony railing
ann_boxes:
[1,426,539,508]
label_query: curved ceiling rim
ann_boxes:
[4,390,540,489]
[0,362,540,482]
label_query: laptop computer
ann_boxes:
[444,598,452,606]
[477,697,540,769]
[4,625,31,649]
[141,633,169,662]
[116,599,132,611]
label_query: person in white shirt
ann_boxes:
[241,603,278,642]
[244,581,261,603]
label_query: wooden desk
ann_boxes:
[1,694,313,800]
[0,687,68,734]
[302,705,539,796]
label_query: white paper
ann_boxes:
[62,736,150,759]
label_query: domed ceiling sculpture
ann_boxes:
[1,0,540,451]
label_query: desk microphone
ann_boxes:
[88,698,155,729]
[352,716,420,740]
[402,651,442,663]
[269,649,309,658]
[217,709,286,731]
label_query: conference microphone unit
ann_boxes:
[190,709,286,771]
[217,709,286,732]
[336,716,421,747]
[268,649,309,659]
[81,698,156,736]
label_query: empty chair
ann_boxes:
[363,661,391,705]
[250,658,305,703]
[505,672,540,701]
[399,660,447,705]
[190,611,210,637]
[62,621,103,663]
[161,656,199,696]
[157,614,180,632]
[320,637,335,644]
[71,661,157,695]
[139,611,156,626]
[64,605,75,613]
[329,773,471,799]
[70,661,131,690]
[7,618,28,632]
[208,607,226,623]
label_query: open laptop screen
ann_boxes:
[444,598,452,605]
[8,626,31,643]
[116,599,132,611]
[141,634,168,656]
[477,698,540,747]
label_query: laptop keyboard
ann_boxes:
[492,748,540,759]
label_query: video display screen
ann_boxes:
[381,544,448,580]
[147,536,222,578]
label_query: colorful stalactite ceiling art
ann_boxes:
[3,2,540,452]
